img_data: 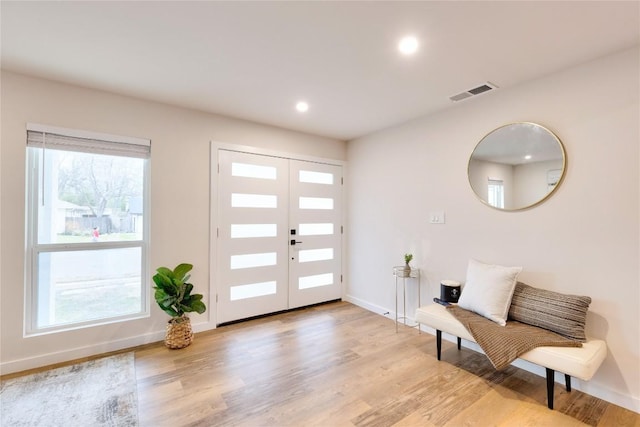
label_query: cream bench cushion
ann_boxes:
[415,303,607,409]
[415,303,606,380]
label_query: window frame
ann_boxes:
[25,123,151,336]
[487,178,505,209]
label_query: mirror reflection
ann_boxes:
[468,123,565,211]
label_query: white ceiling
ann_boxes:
[1,1,639,141]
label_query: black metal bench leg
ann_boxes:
[565,374,571,392]
[435,331,461,360]
[545,368,555,410]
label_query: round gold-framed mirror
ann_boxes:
[468,122,566,211]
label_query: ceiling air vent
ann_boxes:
[450,82,498,102]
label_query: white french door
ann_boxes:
[216,149,342,324]
[288,160,342,308]
[217,150,289,323]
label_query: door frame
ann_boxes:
[209,141,347,327]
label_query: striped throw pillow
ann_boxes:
[508,282,591,342]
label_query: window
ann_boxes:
[25,124,150,334]
[487,178,504,209]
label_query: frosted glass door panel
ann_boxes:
[231,194,278,208]
[299,273,334,290]
[231,224,277,239]
[299,223,334,236]
[298,248,334,263]
[299,197,334,210]
[299,170,333,185]
[232,163,277,180]
[230,281,277,301]
[230,252,277,269]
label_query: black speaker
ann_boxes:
[440,280,461,303]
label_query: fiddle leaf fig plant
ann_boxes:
[153,263,206,318]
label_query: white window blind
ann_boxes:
[27,125,150,158]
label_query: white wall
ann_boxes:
[346,48,639,412]
[0,71,346,374]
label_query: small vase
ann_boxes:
[165,315,193,349]
[402,264,411,277]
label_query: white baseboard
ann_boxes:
[0,330,164,375]
[0,319,217,376]
[343,294,389,316]
[509,358,640,413]
[343,294,416,325]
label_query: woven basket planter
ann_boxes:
[165,315,193,349]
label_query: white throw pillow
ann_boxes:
[457,259,522,326]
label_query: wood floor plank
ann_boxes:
[498,400,588,427]
[440,388,522,426]
[598,404,640,427]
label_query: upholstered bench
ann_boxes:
[415,303,607,409]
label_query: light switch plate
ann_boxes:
[430,211,445,224]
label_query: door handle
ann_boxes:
[290,240,303,245]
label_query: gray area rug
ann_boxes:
[1,352,138,427]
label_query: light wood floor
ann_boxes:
[3,301,638,426]
[133,301,639,426]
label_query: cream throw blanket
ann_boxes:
[448,305,582,370]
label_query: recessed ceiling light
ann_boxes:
[296,101,309,113]
[524,155,532,160]
[398,36,418,55]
